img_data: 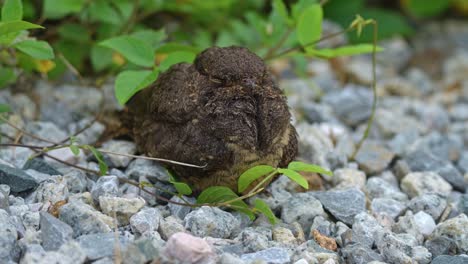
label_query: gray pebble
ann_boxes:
[371,198,407,219]
[185,206,240,239]
[90,175,120,203]
[0,209,18,261]
[404,149,465,191]
[281,192,325,231]
[428,214,468,254]
[59,200,114,237]
[0,164,38,193]
[100,140,136,168]
[130,207,162,235]
[241,247,290,264]
[354,141,395,175]
[77,232,130,260]
[312,188,365,225]
[40,211,73,251]
[401,172,452,198]
[408,194,448,220]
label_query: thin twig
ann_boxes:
[98,149,207,168]
[264,29,350,61]
[58,53,84,84]
[0,116,59,145]
[31,114,101,158]
[263,28,293,60]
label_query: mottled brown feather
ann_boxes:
[127,46,298,193]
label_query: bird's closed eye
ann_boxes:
[209,77,222,84]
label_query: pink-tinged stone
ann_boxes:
[163,232,216,264]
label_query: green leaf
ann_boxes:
[0,103,11,113]
[404,0,450,18]
[197,186,254,220]
[69,145,80,156]
[14,40,54,59]
[296,4,323,50]
[0,67,16,88]
[90,44,113,72]
[58,23,90,43]
[254,199,277,224]
[1,0,23,21]
[99,36,155,67]
[287,161,332,176]
[131,29,166,48]
[114,70,158,105]
[0,20,42,36]
[87,0,122,25]
[159,51,196,72]
[43,0,85,19]
[306,44,383,58]
[272,0,290,25]
[170,181,193,196]
[52,39,87,73]
[277,168,308,189]
[155,43,200,54]
[238,165,275,193]
[292,0,319,22]
[87,146,108,175]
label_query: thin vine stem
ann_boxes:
[0,115,59,145]
[351,21,378,160]
[264,28,350,61]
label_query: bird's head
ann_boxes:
[194,46,266,89]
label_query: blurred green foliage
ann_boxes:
[2,0,463,98]
[1,0,382,104]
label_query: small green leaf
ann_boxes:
[14,40,54,59]
[0,20,42,36]
[99,36,154,67]
[292,0,319,22]
[2,0,23,21]
[155,43,200,54]
[278,168,308,189]
[58,23,90,43]
[167,169,193,195]
[69,145,80,156]
[87,0,122,25]
[287,161,332,176]
[0,103,11,113]
[140,181,153,188]
[170,181,193,196]
[272,0,290,25]
[114,70,158,105]
[90,44,113,72]
[296,4,322,49]
[159,51,196,72]
[43,0,85,19]
[0,67,16,88]
[87,146,108,175]
[238,165,275,193]
[254,199,277,224]
[197,186,255,220]
[132,29,166,48]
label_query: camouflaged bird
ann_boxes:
[127,46,297,193]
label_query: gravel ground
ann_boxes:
[0,20,467,264]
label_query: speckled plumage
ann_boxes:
[127,46,297,193]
